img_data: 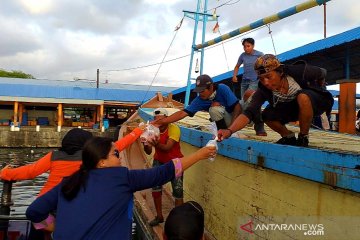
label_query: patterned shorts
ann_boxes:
[152,159,184,199]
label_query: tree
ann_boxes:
[0,69,35,79]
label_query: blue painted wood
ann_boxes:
[138,108,360,192]
[138,108,154,122]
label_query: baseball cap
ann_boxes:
[153,108,168,116]
[254,54,282,75]
[193,74,213,93]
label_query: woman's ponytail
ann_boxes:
[61,137,113,201]
[61,166,89,201]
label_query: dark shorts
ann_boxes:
[152,159,183,199]
[262,89,333,125]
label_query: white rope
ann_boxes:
[141,28,180,103]
[266,24,277,56]
[218,28,230,71]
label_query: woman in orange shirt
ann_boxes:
[0,126,144,196]
[0,126,144,240]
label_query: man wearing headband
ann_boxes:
[218,54,333,147]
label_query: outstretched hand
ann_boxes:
[217,129,232,142]
[150,119,161,128]
[0,165,12,179]
[195,145,217,160]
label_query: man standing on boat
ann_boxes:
[153,74,243,132]
[143,108,184,226]
[218,54,334,147]
[232,38,263,99]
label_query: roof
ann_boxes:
[172,26,360,95]
[328,90,360,98]
[0,77,176,104]
[0,77,177,92]
[279,26,360,62]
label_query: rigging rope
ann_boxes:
[102,25,267,74]
[266,24,277,56]
[140,28,180,104]
[174,16,184,31]
[208,0,242,12]
[218,28,230,71]
[103,54,189,72]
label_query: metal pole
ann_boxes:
[346,46,350,80]
[96,69,99,89]
[184,0,201,107]
[195,0,331,50]
[324,2,327,38]
[0,181,14,239]
[199,0,209,75]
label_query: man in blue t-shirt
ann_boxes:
[153,74,241,131]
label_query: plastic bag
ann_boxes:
[140,121,160,145]
[206,122,218,162]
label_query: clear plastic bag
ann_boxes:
[206,122,218,162]
[140,122,160,145]
[206,139,218,161]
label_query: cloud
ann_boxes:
[0,0,358,88]
[0,17,42,56]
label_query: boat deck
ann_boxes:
[166,109,360,155]
[130,106,360,240]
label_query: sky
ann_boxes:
[0,0,359,92]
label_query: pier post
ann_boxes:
[99,104,104,131]
[58,103,63,131]
[13,101,18,126]
[18,103,23,126]
[338,80,357,134]
[337,46,358,134]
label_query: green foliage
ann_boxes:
[0,69,35,79]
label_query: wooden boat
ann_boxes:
[118,0,360,239]
[2,0,358,239]
[120,93,360,240]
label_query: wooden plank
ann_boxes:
[156,92,163,102]
[180,127,360,193]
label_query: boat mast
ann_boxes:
[183,0,331,106]
[200,0,209,77]
[183,0,216,107]
[195,0,331,50]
